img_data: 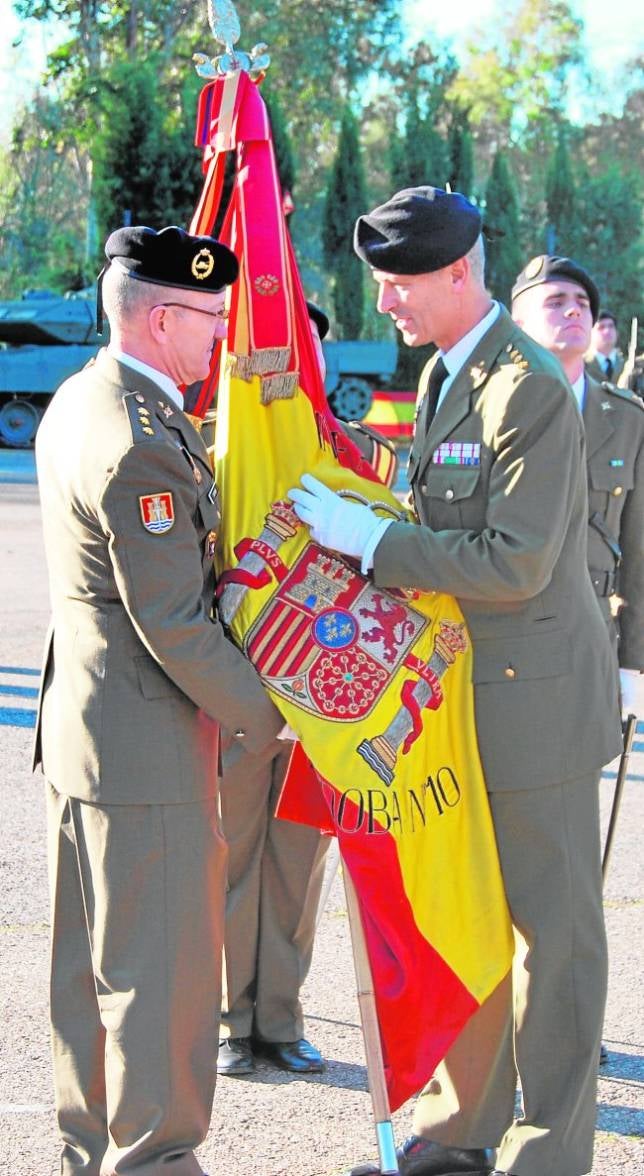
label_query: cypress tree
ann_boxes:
[448,119,474,199]
[545,130,576,254]
[322,105,367,338]
[484,150,523,306]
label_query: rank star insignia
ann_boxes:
[601,401,611,412]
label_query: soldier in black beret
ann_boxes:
[512,255,643,725]
[289,188,621,1176]
[35,225,287,1175]
[511,253,600,323]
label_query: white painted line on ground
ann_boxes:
[0,1103,51,1112]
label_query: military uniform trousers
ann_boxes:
[219,743,329,1042]
[411,771,607,1176]
[47,781,228,1176]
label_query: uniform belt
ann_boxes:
[589,568,618,597]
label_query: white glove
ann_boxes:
[288,473,390,565]
[619,668,640,717]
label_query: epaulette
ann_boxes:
[505,342,530,372]
[123,392,160,441]
[600,381,644,411]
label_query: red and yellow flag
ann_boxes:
[192,72,512,1114]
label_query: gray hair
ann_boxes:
[466,234,486,284]
[101,262,163,328]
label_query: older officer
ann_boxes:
[585,308,625,384]
[512,255,644,715]
[34,225,287,1176]
[218,300,397,1077]
[289,188,622,1176]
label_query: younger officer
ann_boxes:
[217,300,397,1077]
[586,308,625,383]
[289,188,621,1176]
[34,225,286,1176]
[512,255,644,714]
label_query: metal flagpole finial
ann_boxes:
[193,0,271,79]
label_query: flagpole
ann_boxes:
[343,860,400,1175]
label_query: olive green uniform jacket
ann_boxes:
[372,306,622,1176]
[584,373,644,670]
[34,349,283,1176]
[585,350,625,385]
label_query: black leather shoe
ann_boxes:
[252,1036,325,1073]
[347,1136,494,1176]
[217,1036,255,1076]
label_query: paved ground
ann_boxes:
[0,460,642,1175]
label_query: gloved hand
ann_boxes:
[288,473,390,562]
[619,667,640,718]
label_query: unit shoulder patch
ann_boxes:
[139,492,175,534]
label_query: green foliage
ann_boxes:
[264,89,296,201]
[545,130,576,253]
[569,166,643,344]
[484,150,523,306]
[322,106,367,339]
[92,59,203,248]
[394,94,450,190]
[448,117,474,199]
[449,0,584,147]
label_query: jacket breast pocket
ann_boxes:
[420,466,483,529]
[587,460,634,530]
[472,630,571,684]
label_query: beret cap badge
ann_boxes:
[191,248,215,281]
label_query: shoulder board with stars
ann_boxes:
[505,342,530,372]
[600,381,644,411]
[124,392,159,441]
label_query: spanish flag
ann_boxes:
[191,72,512,1114]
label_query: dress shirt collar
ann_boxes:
[108,347,184,410]
[571,371,586,411]
[433,301,500,413]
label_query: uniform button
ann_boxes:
[135,394,146,403]
[420,483,428,495]
[611,486,623,496]
[504,666,516,679]
[445,488,455,501]
[234,729,246,738]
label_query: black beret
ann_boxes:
[354,186,482,274]
[511,255,600,323]
[104,225,238,293]
[305,300,330,340]
[597,309,617,325]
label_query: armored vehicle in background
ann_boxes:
[0,289,103,446]
[322,338,397,422]
[0,289,397,446]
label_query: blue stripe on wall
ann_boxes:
[0,707,37,728]
[0,666,41,676]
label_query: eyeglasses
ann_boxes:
[154,302,229,321]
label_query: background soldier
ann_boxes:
[585,308,625,384]
[218,300,397,1077]
[289,186,622,1176]
[512,255,644,717]
[34,224,287,1176]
